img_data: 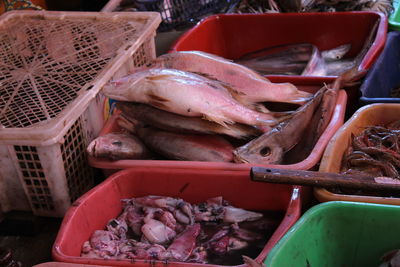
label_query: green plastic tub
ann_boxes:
[390,0,400,31]
[265,201,400,267]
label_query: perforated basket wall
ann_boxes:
[0,10,161,217]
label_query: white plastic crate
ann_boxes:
[0,10,161,217]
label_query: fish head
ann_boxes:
[87,133,144,160]
[321,44,351,61]
[102,70,152,100]
[233,142,284,165]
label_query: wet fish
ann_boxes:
[237,43,327,76]
[237,43,352,77]
[155,51,312,105]
[87,133,150,160]
[103,68,278,129]
[283,78,340,163]
[236,43,314,75]
[137,127,234,162]
[117,102,261,140]
[233,86,327,164]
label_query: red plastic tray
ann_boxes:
[52,167,302,267]
[88,77,347,173]
[170,12,387,79]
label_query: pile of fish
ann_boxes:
[81,195,280,264]
[235,0,393,16]
[88,50,339,164]
[341,120,400,179]
[235,43,354,76]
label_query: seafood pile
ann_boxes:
[89,50,339,164]
[81,195,281,264]
[235,43,354,76]
[341,120,400,178]
[335,120,400,196]
[235,0,394,16]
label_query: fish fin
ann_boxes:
[146,92,170,110]
[147,100,169,110]
[220,83,246,96]
[146,92,170,103]
[202,114,234,127]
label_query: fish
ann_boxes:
[233,85,327,164]
[117,102,261,140]
[283,77,340,163]
[137,127,234,162]
[235,43,314,75]
[237,43,352,77]
[87,133,150,160]
[154,51,312,105]
[237,43,327,77]
[103,68,278,129]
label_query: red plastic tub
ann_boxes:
[52,167,302,267]
[88,77,347,174]
[170,12,387,79]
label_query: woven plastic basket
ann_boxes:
[0,10,161,217]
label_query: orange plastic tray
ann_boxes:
[52,167,302,267]
[315,103,400,205]
[88,77,347,173]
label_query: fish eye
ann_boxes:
[260,147,271,157]
[112,140,123,146]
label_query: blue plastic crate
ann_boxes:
[360,31,400,105]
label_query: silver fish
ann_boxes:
[117,102,261,139]
[137,127,234,162]
[103,68,278,129]
[233,86,327,164]
[155,51,312,105]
